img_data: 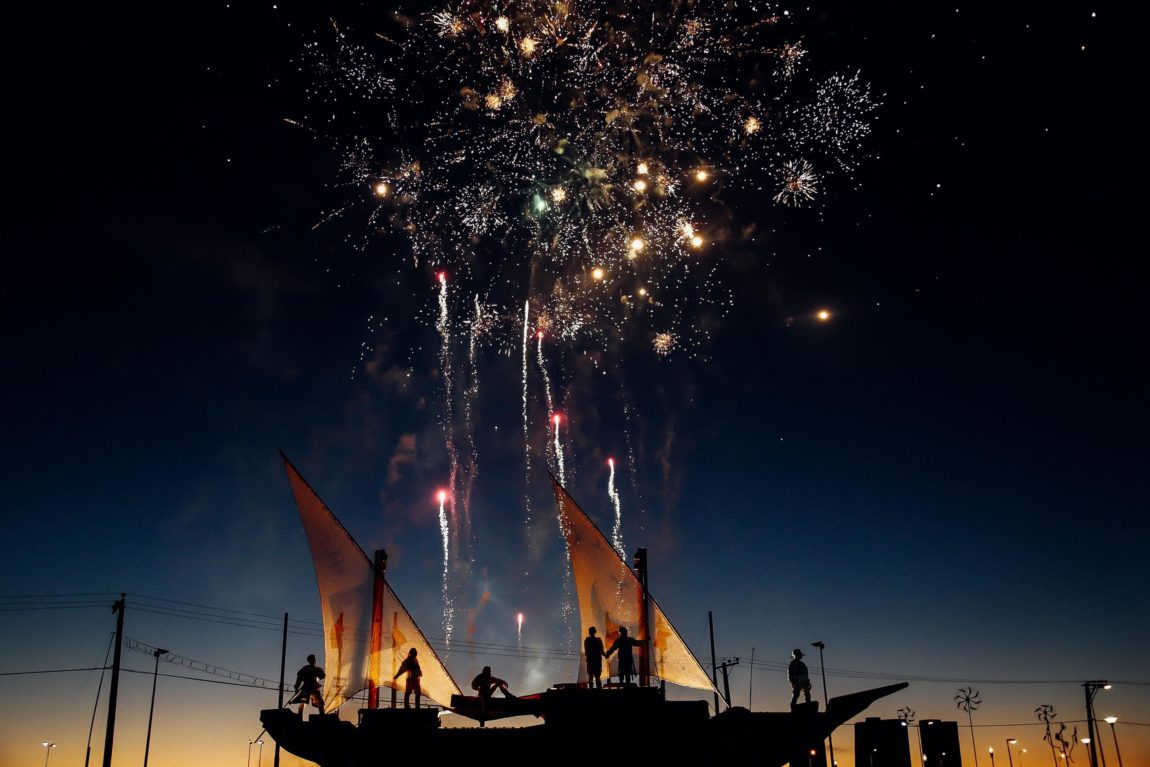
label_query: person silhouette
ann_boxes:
[471,665,516,726]
[290,654,326,715]
[393,647,422,709]
[605,626,646,685]
[584,627,606,689]
[788,648,812,708]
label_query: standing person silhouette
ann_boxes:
[788,648,812,708]
[290,654,326,715]
[605,626,646,686]
[393,647,422,709]
[583,627,606,689]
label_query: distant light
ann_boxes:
[1008,738,1018,744]
[437,490,447,504]
[374,182,390,197]
[816,309,831,321]
[591,267,605,280]
[1104,716,1117,724]
[989,747,995,754]
[695,169,709,182]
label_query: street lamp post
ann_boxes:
[42,741,57,767]
[1103,717,1123,767]
[257,739,265,767]
[143,648,169,767]
[812,641,834,766]
[247,739,255,767]
[989,747,996,767]
[1006,738,1017,767]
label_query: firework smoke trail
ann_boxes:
[437,490,455,646]
[607,457,624,558]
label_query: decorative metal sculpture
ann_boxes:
[955,687,983,767]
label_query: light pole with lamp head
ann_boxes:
[1103,717,1123,767]
[1006,739,1017,767]
[812,641,834,766]
[143,648,169,767]
[256,738,265,767]
[42,741,57,767]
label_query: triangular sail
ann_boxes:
[282,454,462,710]
[551,476,717,693]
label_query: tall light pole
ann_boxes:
[1082,681,1110,767]
[1103,717,1123,767]
[1006,738,1018,767]
[143,648,168,767]
[42,741,57,767]
[247,739,255,767]
[256,739,265,767]
[812,641,834,766]
[989,747,996,767]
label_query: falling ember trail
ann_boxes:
[553,414,566,486]
[607,458,624,557]
[437,489,454,646]
[520,300,533,549]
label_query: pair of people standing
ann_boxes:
[584,626,646,687]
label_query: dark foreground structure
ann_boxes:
[261,681,908,767]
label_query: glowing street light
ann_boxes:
[1103,717,1123,767]
[989,746,996,767]
[256,739,265,767]
[812,641,835,766]
[1006,739,1018,767]
[41,741,56,767]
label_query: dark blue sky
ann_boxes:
[3,2,1146,766]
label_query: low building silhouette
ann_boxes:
[920,719,962,767]
[855,716,911,767]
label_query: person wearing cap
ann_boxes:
[584,626,606,689]
[788,648,812,708]
[290,654,326,715]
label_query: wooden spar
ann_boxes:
[367,550,387,709]
[635,547,650,687]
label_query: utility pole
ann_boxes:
[101,594,125,767]
[717,658,740,711]
[708,611,719,714]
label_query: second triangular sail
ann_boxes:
[551,476,718,693]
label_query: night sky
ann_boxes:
[4,2,1146,767]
